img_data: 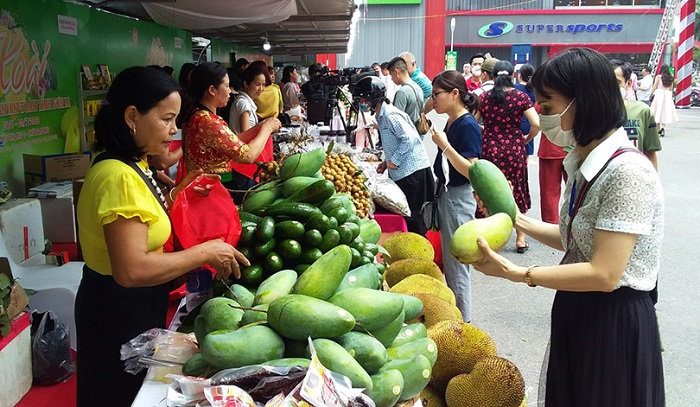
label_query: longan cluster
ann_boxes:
[257,161,280,182]
[321,153,371,218]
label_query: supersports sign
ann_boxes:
[478,21,624,38]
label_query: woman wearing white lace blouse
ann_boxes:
[472,48,664,406]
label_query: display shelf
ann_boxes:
[76,71,109,151]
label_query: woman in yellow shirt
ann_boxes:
[255,64,284,119]
[75,66,248,407]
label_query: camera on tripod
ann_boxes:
[303,66,378,134]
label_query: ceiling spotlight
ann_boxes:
[263,33,271,51]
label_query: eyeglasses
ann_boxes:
[430,90,451,99]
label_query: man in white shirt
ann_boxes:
[380,62,398,102]
[637,66,654,105]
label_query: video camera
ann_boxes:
[311,66,377,91]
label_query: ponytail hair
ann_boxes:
[432,70,480,114]
[490,60,514,104]
[518,63,535,92]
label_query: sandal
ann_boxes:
[516,242,529,254]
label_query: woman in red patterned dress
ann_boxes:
[182,62,281,203]
[477,60,540,252]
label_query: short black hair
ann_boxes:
[470,53,485,64]
[94,66,180,160]
[380,62,389,70]
[371,62,380,68]
[387,57,408,72]
[610,58,632,82]
[642,65,651,73]
[235,58,250,71]
[531,47,625,147]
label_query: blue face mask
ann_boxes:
[359,102,371,112]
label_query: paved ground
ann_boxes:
[469,107,700,406]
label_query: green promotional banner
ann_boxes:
[445,51,457,71]
[0,0,192,194]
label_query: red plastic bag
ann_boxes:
[170,177,241,250]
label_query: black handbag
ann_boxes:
[420,179,444,232]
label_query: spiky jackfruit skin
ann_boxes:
[383,232,435,264]
[420,385,447,407]
[384,258,444,288]
[405,293,462,329]
[389,275,455,306]
[444,356,525,407]
[427,320,497,392]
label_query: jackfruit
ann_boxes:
[382,232,435,264]
[406,293,462,329]
[427,320,497,392]
[444,356,525,407]
[384,258,444,287]
[389,275,455,306]
[420,385,447,407]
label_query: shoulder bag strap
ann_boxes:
[565,147,643,247]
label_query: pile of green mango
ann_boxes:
[236,147,383,286]
[184,243,436,407]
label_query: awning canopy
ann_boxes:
[68,0,356,55]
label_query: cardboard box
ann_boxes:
[23,152,92,191]
[0,313,32,407]
[0,198,45,264]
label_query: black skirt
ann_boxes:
[75,265,171,407]
[543,287,665,407]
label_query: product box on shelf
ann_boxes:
[0,198,45,264]
[23,152,92,191]
[0,312,32,407]
[28,182,77,244]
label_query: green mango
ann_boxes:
[263,358,311,369]
[311,338,373,391]
[328,288,404,332]
[379,354,432,401]
[267,294,355,340]
[358,218,382,244]
[200,297,244,332]
[242,188,282,215]
[253,269,298,305]
[370,310,405,347]
[336,264,382,292]
[387,337,438,367]
[281,176,322,197]
[292,245,352,300]
[193,315,208,344]
[398,294,423,321]
[450,212,513,264]
[389,323,428,348]
[240,303,269,325]
[201,325,285,369]
[182,353,220,378]
[279,148,326,180]
[364,369,404,407]
[469,159,518,223]
[224,284,254,307]
[336,332,388,375]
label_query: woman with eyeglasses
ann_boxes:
[472,47,664,406]
[429,70,482,322]
[477,60,540,253]
[181,62,281,203]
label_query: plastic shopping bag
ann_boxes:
[170,177,242,250]
[31,310,73,384]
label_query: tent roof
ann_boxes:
[68,0,356,55]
